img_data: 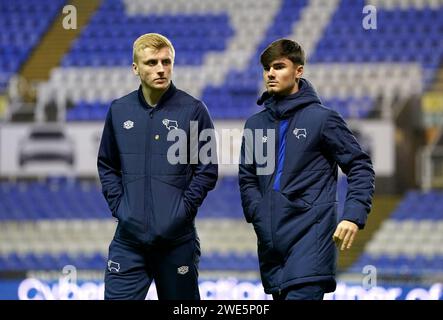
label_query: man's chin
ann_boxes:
[267,88,278,95]
[152,82,170,90]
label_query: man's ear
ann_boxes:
[296,65,304,79]
[132,62,139,76]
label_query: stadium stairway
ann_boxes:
[337,195,401,271]
[422,64,443,130]
[429,68,443,93]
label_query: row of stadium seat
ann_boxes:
[349,253,443,276]
[0,251,259,272]
[0,218,258,257]
[390,190,443,220]
[0,177,250,220]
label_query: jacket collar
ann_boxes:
[257,78,322,120]
[137,82,177,109]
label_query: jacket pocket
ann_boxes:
[273,191,317,257]
[112,196,123,219]
[115,174,146,242]
[277,192,312,214]
[251,193,273,255]
[150,174,192,241]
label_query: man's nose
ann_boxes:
[157,63,165,73]
[267,68,275,78]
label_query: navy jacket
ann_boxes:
[239,79,375,294]
[98,83,218,246]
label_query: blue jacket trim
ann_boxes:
[273,119,289,191]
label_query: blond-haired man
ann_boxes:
[98,33,218,300]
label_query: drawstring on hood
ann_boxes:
[257,78,322,119]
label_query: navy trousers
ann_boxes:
[104,237,201,300]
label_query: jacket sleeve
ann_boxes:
[97,106,123,217]
[183,101,218,216]
[321,110,375,229]
[238,121,262,223]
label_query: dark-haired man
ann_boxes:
[239,39,375,300]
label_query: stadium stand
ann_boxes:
[37,0,435,121]
[0,177,258,272]
[0,174,349,273]
[349,190,443,277]
[1,0,443,300]
[0,0,66,91]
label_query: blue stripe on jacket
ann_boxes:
[273,120,289,191]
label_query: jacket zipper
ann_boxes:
[146,109,154,235]
[269,119,279,250]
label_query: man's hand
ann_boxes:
[333,220,358,251]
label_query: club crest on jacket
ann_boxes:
[162,119,179,130]
[293,128,307,139]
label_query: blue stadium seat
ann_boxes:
[311,0,443,92]
[0,0,65,92]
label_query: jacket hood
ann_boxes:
[257,78,322,119]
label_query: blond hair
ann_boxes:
[132,33,175,62]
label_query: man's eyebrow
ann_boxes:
[271,62,286,67]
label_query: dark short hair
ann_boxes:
[260,39,305,68]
